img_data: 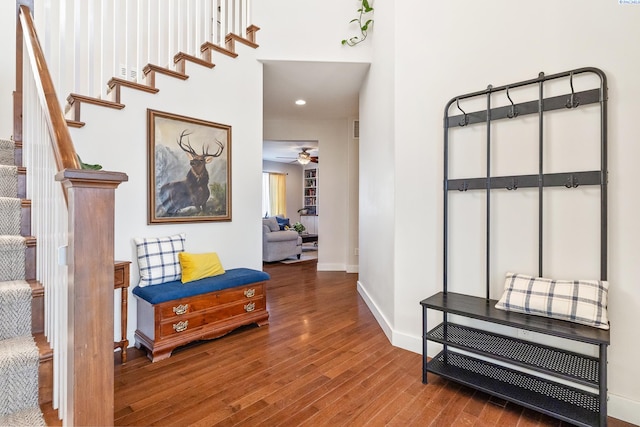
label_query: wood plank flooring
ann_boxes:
[43,260,636,426]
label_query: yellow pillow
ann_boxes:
[178,252,225,284]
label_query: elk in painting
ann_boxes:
[158,130,224,215]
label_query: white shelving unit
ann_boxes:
[303,168,317,214]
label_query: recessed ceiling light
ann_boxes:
[295,99,306,106]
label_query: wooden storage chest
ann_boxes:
[133,268,269,362]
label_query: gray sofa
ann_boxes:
[262,217,302,262]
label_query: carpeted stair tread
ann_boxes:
[0,197,21,235]
[0,406,46,426]
[0,336,40,417]
[0,280,32,340]
[0,139,14,166]
[0,138,44,425]
[0,165,17,197]
[0,236,26,282]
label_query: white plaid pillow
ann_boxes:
[495,272,609,330]
[134,233,186,287]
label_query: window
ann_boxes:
[262,172,286,217]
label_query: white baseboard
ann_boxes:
[317,262,345,271]
[346,264,359,273]
[316,263,358,273]
[390,330,421,354]
[356,281,640,425]
[608,393,640,425]
[356,280,392,342]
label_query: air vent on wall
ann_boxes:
[352,120,360,139]
[119,64,138,81]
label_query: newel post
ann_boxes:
[57,169,128,427]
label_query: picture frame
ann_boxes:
[147,109,232,224]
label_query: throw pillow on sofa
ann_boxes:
[263,217,280,232]
[276,217,290,230]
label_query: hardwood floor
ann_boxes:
[43,260,635,426]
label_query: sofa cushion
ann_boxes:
[178,252,225,284]
[263,217,280,232]
[264,230,300,243]
[495,272,609,330]
[276,217,290,230]
[132,268,270,304]
[134,233,185,287]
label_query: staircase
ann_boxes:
[0,138,49,426]
[12,1,259,424]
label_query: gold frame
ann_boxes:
[147,109,232,224]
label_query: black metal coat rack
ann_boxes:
[421,67,610,427]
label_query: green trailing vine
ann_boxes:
[77,155,102,170]
[341,0,374,47]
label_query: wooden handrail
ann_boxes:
[16,4,128,425]
[18,4,80,172]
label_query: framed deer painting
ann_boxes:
[147,109,231,224]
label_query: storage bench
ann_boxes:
[132,268,270,362]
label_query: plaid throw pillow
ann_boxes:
[134,233,186,287]
[495,272,609,330]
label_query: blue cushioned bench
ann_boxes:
[132,268,270,362]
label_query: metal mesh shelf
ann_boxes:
[427,350,600,427]
[427,322,599,386]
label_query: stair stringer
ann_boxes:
[68,40,265,347]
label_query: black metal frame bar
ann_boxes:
[443,67,608,291]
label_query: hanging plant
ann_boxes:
[341,0,374,47]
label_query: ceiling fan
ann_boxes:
[278,147,319,165]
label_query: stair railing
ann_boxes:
[16,2,128,426]
[33,0,254,105]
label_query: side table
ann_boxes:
[300,233,318,244]
[114,261,131,363]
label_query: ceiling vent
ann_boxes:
[352,120,360,139]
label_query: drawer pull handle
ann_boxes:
[244,289,256,298]
[244,302,256,312]
[173,304,189,315]
[173,321,189,333]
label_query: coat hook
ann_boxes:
[565,72,580,109]
[506,177,518,190]
[458,180,468,191]
[565,174,579,188]
[506,86,518,119]
[456,98,469,127]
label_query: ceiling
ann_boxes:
[263,139,318,164]
[262,60,370,163]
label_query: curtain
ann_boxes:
[262,172,287,217]
[262,173,270,217]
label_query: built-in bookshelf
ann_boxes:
[303,168,317,214]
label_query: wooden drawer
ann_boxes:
[158,297,266,338]
[134,277,270,362]
[157,283,265,319]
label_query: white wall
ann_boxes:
[264,119,353,271]
[0,2,15,140]
[252,0,372,63]
[346,121,359,273]
[262,159,303,220]
[357,0,397,342]
[68,45,263,345]
[358,0,640,422]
